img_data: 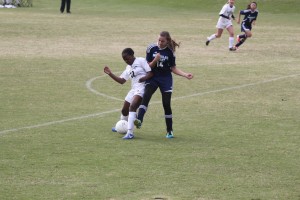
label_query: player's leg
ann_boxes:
[60,0,66,13]
[113,88,132,132]
[123,95,142,139]
[226,25,236,50]
[206,28,223,46]
[161,91,174,138]
[236,23,252,48]
[236,29,251,48]
[66,0,71,13]
[112,100,130,132]
[135,84,158,128]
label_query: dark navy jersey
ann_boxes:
[240,9,258,26]
[146,43,176,76]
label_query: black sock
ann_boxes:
[165,117,173,132]
[236,37,247,47]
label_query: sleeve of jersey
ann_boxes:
[170,52,176,67]
[146,44,156,62]
[120,68,130,80]
[240,9,249,15]
[219,4,227,15]
[142,58,152,72]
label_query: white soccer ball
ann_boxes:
[115,120,128,134]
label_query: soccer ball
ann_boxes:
[115,120,128,134]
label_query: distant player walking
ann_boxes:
[104,48,153,139]
[206,0,237,51]
[235,2,259,49]
[134,31,193,139]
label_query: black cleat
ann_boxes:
[205,40,210,46]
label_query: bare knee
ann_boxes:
[215,34,221,38]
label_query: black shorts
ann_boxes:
[241,22,252,32]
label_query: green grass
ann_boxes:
[1,0,300,199]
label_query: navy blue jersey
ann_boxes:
[145,43,175,92]
[240,9,258,26]
[146,44,176,76]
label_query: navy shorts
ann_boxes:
[241,22,252,32]
[146,74,173,93]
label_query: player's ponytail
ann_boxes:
[160,31,180,52]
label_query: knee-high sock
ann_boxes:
[162,92,172,132]
[127,112,136,132]
[229,37,235,48]
[236,37,247,47]
[137,105,147,123]
[207,34,217,41]
[165,115,173,132]
[137,84,156,123]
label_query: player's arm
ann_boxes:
[148,53,160,68]
[171,66,193,80]
[237,11,242,24]
[231,14,236,20]
[252,12,258,25]
[139,71,153,83]
[104,66,126,84]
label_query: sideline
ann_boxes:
[0,74,299,135]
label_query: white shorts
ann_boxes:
[216,17,232,29]
[124,86,145,104]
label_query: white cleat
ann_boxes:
[123,132,134,140]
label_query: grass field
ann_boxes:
[1,0,300,199]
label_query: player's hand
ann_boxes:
[154,53,161,62]
[104,66,111,75]
[185,73,193,79]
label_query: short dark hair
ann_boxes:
[122,48,134,56]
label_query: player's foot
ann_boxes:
[112,127,117,132]
[205,39,210,46]
[166,131,174,139]
[123,132,134,139]
[134,119,142,129]
[229,47,237,51]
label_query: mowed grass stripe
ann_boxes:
[1,73,298,136]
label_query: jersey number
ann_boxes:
[130,71,135,78]
[157,61,164,68]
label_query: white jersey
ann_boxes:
[120,57,151,90]
[219,3,235,20]
[216,3,235,29]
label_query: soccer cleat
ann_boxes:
[166,131,174,139]
[112,127,117,132]
[123,132,134,139]
[229,47,237,51]
[205,40,210,46]
[134,119,142,129]
[236,35,240,43]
